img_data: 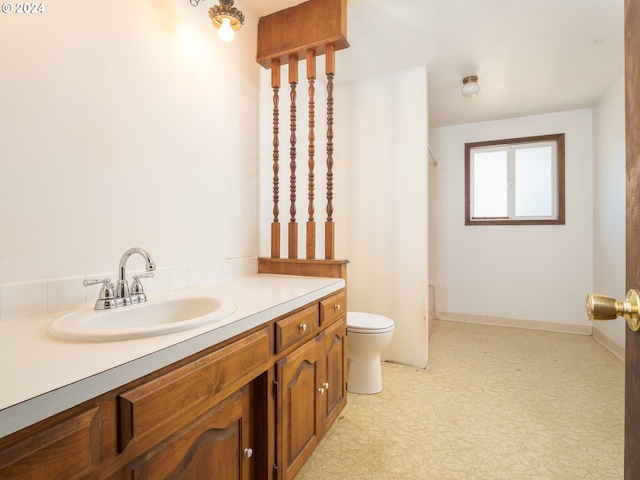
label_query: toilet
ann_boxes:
[346,312,395,394]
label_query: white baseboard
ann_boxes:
[592,328,625,361]
[437,311,593,336]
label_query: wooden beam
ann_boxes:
[258,258,348,280]
[256,0,348,68]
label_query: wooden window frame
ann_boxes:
[465,133,566,226]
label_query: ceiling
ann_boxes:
[241,0,624,128]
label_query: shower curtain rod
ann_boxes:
[428,144,438,166]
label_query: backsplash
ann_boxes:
[0,256,258,323]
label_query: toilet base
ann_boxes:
[347,356,383,394]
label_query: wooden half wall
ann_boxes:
[256,0,349,279]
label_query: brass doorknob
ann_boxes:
[586,289,640,331]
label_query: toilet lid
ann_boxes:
[347,312,395,334]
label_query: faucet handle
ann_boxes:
[83,278,121,310]
[131,272,154,303]
[83,277,105,287]
[83,277,114,296]
[133,272,155,281]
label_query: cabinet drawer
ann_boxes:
[0,407,101,480]
[320,291,346,326]
[118,327,270,453]
[275,304,319,353]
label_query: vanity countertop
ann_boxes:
[0,274,345,438]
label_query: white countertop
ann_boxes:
[0,274,345,438]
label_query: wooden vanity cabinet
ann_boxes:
[117,328,270,455]
[0,288,347,480]
[117,327,270,480]
[123,385,253,480]
[0,405,104,480]
[275,292,347,480]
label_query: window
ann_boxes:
[465,133,565,225]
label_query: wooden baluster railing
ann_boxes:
[271,59,281,259]
[325,44,336,260]
[257,0,348,279]
[306,49,316,259]
[288,54,299,259]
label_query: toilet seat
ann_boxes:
[347,312,395,334]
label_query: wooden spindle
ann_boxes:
[271,59,281,258]
[306,49,317,259]
[325,44,336,259]
[288,54,299,259]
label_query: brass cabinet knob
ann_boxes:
[243,448,253,458]
[586,289,640,331]
[299,323,308,332]
[318,387,325,395]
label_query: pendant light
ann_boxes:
[189,0,245,42]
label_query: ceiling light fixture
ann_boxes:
[461,76,480,97]
[190,0,245,43]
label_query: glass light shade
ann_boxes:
[218,17,234,42]
[461,77,480,97]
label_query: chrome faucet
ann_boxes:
[115,247,156,305]
[84,247,156,310]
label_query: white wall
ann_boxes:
[0,2,260,285]
[431,110,594,332]
[593,76,626,355]
[334,66,429,368]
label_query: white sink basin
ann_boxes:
[48,296,237,342]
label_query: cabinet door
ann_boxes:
[0,406,102,480]
[319,317,347,433]
[123,385,253,480]
[276,337,322,480]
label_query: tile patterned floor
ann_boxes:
[297,320,624,479]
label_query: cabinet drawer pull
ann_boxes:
[299,323,308,332]
[318,387,325,395]
[323,382,329,390]
[243,448,253,458]
[334,304,341,311]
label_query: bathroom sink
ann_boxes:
[48,296,237,342]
